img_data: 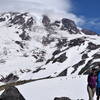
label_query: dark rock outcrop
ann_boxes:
[0,73,19,83]
[56,39,68,49]
[0,86,25,100]
[36,57,45,62]
[24,17,34,29]
[45,56,54,64]
[42,36,55,46]
[61,18,76,29]
[92,54,100,59]
[19,30,30,40]
[68,38,85,47]
[51,21,61,28]
[79,59,93,74]
[54,97,71,100]
[82,54,89,59]
[42,15,50,26]
[71,60,85,74]
[0,18,5,22]
[15,41,24,48]
[81,29,97,35]
[53,53,67,63]
[58,68,67,76]
[46,52,67,64]
[6,12,34,30]
[33,67,45,73]
[87,42,100,50]
[53,49,61,56]
[10,13,25,25]
[32,49,46,62]
[61,18,79,34]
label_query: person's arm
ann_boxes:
[87,75,89,82]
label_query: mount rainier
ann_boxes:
[0,12,99,83]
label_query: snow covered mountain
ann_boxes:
[0,12,99,83]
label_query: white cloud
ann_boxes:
[17,0,71,11]
[82,18,100,33]
[89,19,100,26]
[0,0,84,25]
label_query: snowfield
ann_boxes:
[17,75,89,100]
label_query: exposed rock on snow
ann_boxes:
[0,86,25,100]
[0,73,19,83]
[81,29,97,35]
[54,97,71,100]
[61,18,80,34]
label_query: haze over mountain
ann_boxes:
[0,0,84,25]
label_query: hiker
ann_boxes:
[96,70,100,100]
[87,68,97,100]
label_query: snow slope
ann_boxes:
[17,75,89,100]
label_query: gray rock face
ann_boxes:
[81,29,97,35]
[9,12,34,29]
[71,60,85,74]
[0,73,19,83]
[68,38,85,47]
[82,54,88,59]
[0,18,5,22]
[61,18,79,34]
[87,42,100,50]
[0,86,25,100]
[42,36,55,46]
[51,21,61,27]
[56,39,68,49]
[58,68,67,76]
[52,53,67,63]
[92,54,100,59]
[42,15,51,26]
[54,97,71,100]
[19,30,30,40]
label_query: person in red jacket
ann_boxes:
[87,68,97,100]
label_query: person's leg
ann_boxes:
[97,96,99,100]
[91,88,96,100]
[87,86,93,100]
[92,88,96,99]
[96,88,100,100]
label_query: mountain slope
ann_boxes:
[0,12,99,83]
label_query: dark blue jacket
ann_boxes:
[97,72,100,88]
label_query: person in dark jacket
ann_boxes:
[96,70,100,100]
[87,68,97,100]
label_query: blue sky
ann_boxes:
[72,0,100,33]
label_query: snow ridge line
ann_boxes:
[0,76,56,91]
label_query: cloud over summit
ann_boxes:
[0,0,84,25]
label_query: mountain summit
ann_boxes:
[0,12,99,82]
